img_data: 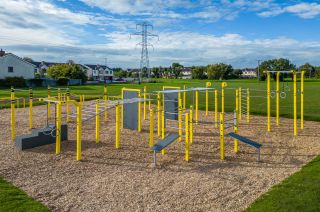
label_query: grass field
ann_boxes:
[1,79,320,121]
[0,177,49,211]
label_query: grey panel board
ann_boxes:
[15,124,68,150]
[123,91,138,130]
[164,89,178,121]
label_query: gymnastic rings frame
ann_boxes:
[280,91,286,99]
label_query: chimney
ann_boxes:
[0,49,5,57]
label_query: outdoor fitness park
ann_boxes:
[0,71,319,211]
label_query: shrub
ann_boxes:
[57,77,69,86]
[0,77,26,87]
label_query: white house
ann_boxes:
[241,68,257,78]
[0,49,36,79]
[84,64,113,82]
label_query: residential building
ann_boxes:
[0,49,36,79]
[241,68,257,78]
[181,67,192,79]
[31,61,63,76]
[84,64,113,82]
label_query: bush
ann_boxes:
[57,77,69,86]
[0,77,26,87]
[47,64,87,83]
[28,78,43,87]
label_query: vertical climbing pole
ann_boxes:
[205,82,210,116]
[10,87,15,141]
[267,72,271,132]
[116,104,120,149]
[96,100,100,144]
[293,70,297,137]
[239,87,242,120]
[138,91,141,132]
[276,72,280,126]
[189,106,193,144]
[161,110,165,155]
[215,90,218,128]
[178,97,182,141]
[157,92,161,137]
[149,108,154,148]
[76,104,82,161]
[143,86,147,120]
[66,88,70,123]
[247,88,250,123]
[185,112,189,162]
[29,87,33,129]
[47,86,51,119]
[235,89,239,153]
[183,85,186,110]
[58,88,61,101]
[56,102,62,155]
[104,85,108,121]
[220,113,224,160]
[301,71,304,130]
[195,89,199,123]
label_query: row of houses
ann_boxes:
[0,49,114,81]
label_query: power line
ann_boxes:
[130,22,158,83]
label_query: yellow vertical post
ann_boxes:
[116,104,120,149]
[206,82,211,116]
[56,102,61,155]
[161,110,165,155]
[104,85,108,121]
[239,87,242,120]
[11,87,15,141]
[76,104,82,161]
[190,106,193,144]
[67,88,70,123]
[82,95,85,103]
[276,72,280,126]
[247,88,250,123]
[215,90,218,128]
[144,86,147,120]
[293,70,297,137]
[47,86,51,119]
[221,82,227,114]
[178,96,182,141]
[58,88,61,101]
[138,91,141,132]
[267,72,271,132]
[29,87,33,129]
[149,108,154,148]
[301,71,304,129]
[195,89,199,123]
[220,113,224,160]
[185,113,189,162]
[183,85,186,110]
[157,92,161,137]
[235,90,239,153]
[96,100,100,144]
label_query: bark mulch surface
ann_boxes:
[0,104,319,211]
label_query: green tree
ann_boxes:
[151,67,161,78]
[47,64,87,82]
[171,63,183,79]
[299,63,315,78]
[207,63,233,80]
[314,66,320,79]
[191,66,207,79]
[258,58,296,81]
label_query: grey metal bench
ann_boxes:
[227,132,262,161]
[152,133,179,166]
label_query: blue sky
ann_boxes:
[0,0,320,68]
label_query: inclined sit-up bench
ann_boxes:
[152,133,179,166]
[227,132,262,161]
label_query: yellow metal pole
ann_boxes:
[267,72,271,132]
[178,95,182,141]
[195,90,199,123]
[185,112,189,162]
[48,86,51,119]
[56,102,61,155]
[116,104,120,149]
[293,70,297,137]
[157,92,161,137]
[235,90,239,153]
[220,113,224,160]
[149,108,154,148]
[239,87,242,120]
[205,82,211,116]
[144,86,147,120]
[58,88,61,101]
[301,71,304,129]
[138,91,141,132]
[104,85,108,121]
[29,87,33,129]
[96,100,100,144]
[221,82,227,114]
[11,87,15,141]
[190,106,193,144]
[183,85,186,110]
[247,88,250,123]
[276,72,280,126]
[76,104,82,161]
[215,90,218,128]
[82,95,85,103]
[161,110,165,155]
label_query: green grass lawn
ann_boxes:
[0,177,49,211]
[246,155,320,212]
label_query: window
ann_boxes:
[105,71,109,74]
[8,67,13,72]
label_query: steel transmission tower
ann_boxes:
[131,22,158,82]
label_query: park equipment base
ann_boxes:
[15,125,68,150]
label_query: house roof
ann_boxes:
[84,64,112,70]
[2,53,36,67]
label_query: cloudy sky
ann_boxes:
[1,0,320,68]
